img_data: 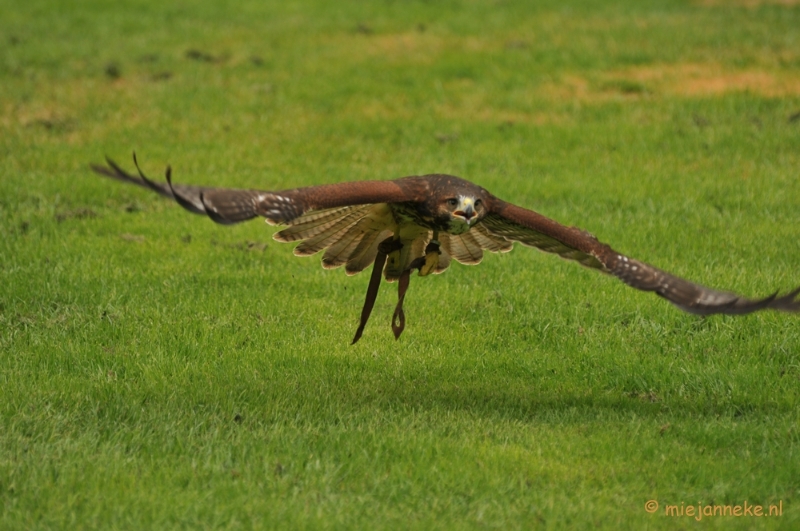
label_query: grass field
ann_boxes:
[2,0,800,529]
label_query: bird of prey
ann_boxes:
[91,155,800,343]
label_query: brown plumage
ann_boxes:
[91,155,800,341]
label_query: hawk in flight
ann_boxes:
[91,155,800,343]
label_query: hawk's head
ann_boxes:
[439,194,484,234]
[424,175,489,235]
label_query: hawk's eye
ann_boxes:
[474,199,482,208]
[447,198,458,207]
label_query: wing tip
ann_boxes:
[769,285,800,312]
[667,285,800,316]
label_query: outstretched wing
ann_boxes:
[483,198,800,315]
[91,155,424,226]
[92,156,437,276]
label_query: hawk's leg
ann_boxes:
[351,237,401,345]
[392,238,442,339]
[353,236,442,343]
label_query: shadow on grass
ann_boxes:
[183,353,792,427]
[315,378,777,425]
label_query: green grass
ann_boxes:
[2,0,800,529]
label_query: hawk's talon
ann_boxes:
[418,238,441,276]
[406,257,426,272]
[419,249,440,277]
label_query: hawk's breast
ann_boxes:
[390,202,471,235]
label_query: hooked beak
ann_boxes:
[453,197,476,224]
